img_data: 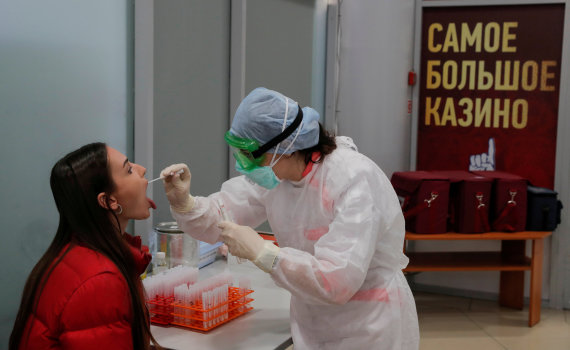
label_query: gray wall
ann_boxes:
[147,0,322,233]
[245,0,316,109]
[151,0,230,225]
[0,0,132,346]
[336,0,415,177]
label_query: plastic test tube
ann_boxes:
[218,200,246,264]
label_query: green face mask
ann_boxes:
[234,160,281,190]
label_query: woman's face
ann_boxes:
[106,146,156,222]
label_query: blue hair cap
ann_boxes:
[229,87,320,154]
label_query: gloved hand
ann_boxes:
[218,221,280,273]
[218,243,229,257]
[161,163,195,213]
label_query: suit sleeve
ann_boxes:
[172,175,269,244]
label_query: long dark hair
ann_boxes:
[9,142,161,350]
[298,122,337,164]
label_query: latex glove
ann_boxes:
[218,243,229,257]
[161,163,195,213]
[218,221,280,273]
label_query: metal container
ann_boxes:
[151,222,198,268]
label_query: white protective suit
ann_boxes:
[172,138,419,349]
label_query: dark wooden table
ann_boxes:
[404,231,552,326]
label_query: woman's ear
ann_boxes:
[97,192,119,211]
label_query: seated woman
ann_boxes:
[9,142,161,350]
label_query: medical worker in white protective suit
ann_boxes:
[161,87,419,349]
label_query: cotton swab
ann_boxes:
[148,168,184,184]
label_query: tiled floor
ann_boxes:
[282,292,569,350]
[416,292,570,350]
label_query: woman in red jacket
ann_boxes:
[9,142,162,350]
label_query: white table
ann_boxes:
[151,258,292,350]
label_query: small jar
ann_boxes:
[152,222,198,268]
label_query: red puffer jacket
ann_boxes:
[19,233,151,350]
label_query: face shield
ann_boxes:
[224,132,265,171]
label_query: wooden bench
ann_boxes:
[403,231,552,326]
